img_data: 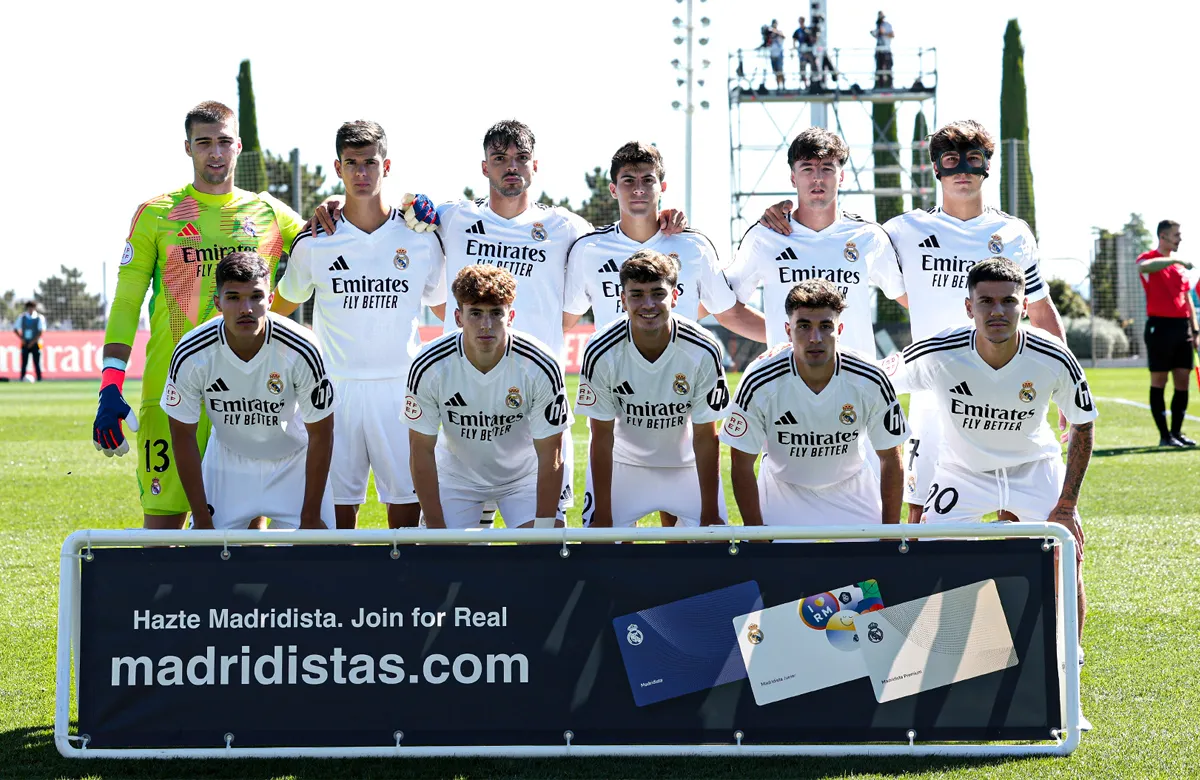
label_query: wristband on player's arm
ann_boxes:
[101,357,127,393]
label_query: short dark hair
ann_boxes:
[928,120,996,162]
[787,127,849,166]
[610,141,665,182]
[483,120,535,155]
[620,249,679,290]
[215,251,270,291]
[1158,219,1180,237]
[967,257,1025,294]
[785,279,847,316]
[336,120,387,159]
[452,265,517,306]
[185,101,236,140]
[24,300,36,310]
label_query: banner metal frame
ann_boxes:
[55,522,1081,759]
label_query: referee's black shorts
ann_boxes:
[1144,316,1194,372]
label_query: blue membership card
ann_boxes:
[613,581,763,707]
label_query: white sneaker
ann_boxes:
[1077,709,1093,732]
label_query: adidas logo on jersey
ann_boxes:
[176,222,200,238]
[206,378,230,393]
[465,220,486,235]
[612,381,635,395]
[444,392,468,407]
[918,234,941,249]
[774,410,799,426]
[598,258,620,274]
[774,247,799,263]
[328,256,350,272]
[949,381,973,396]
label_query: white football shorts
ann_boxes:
[201,439,334,529]
[757,466,883,532]
[903,391,941,506]
[330,377,417,505]
[438,471,565,530]
[581,461,729,528]
[921,457,1066,523]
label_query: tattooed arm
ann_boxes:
[1049,421,1093,561]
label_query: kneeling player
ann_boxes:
[406,265,570,529]
[721,280,908,530]
[162,252,335,529]
[882,258,1095,617]
[575,250,731,528]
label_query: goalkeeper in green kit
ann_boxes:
[93,101,306,529]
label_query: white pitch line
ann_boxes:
[1097,396,1200,423]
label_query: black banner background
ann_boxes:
[79,540,1060,748]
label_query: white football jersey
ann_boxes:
[437,198,591,359]
[883,207,1049,341]
[720,346,908,488]
[405,329,571,489]
[882,326,1098,472]
[563,224,737,329]
[727,213,905,353]
[574,314,731,468]
[161,313,335,460]
[277,209,446,380]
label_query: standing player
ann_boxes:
[14,301,46,382]
[271,121,446,529]
[93,101,306,530]
[405,265,570,529]
[879,120,1070,520]
[575,250,731,528]
[721,280,908,529]
[563,141,766,342]
[882,258,1094,641]
[1136,219,1197,447]
[162,253,335,530]
[726,127,905,353]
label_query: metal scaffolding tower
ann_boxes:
[728,44,939,247]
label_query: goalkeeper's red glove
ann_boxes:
[93,368,139,457]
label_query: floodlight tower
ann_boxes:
[671,0,711,220]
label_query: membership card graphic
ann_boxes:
[733,580,884,705]
[613,581,763,707]
[858,578,1018,703]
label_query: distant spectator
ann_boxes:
[14,300,46,382]
[870,11,894,87]
[766,20,785,89]
[793,16,815,86]
[1137,220,1197,447]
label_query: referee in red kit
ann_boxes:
[1137,219,1198,447]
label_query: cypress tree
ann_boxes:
[911,110,934,211]
[235,60,269,192]
[873,101,907,328]
[1000,20,1036,236]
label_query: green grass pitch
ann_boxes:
[1,370,1198,779]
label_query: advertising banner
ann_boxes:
[78,540,1059,749]
[6,325,597,380]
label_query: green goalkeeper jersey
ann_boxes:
[106,184,305,403]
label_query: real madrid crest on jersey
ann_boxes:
[531,222,548,241]
[747,622,765,644]
[239,217,258,238]
[393,248,409,270]
[843,240,859,262]
[839,403,857,425]
[505,385,523,409]
[667,251,681,268]
[267,371,284,395]
[626,623,644,646]
[673,373,690,395]
[988,233,1004,254]
[1019,381,1036,403]
[150,477,161,496]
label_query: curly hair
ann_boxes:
[483,119,535,155]
[452,264,518,306]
